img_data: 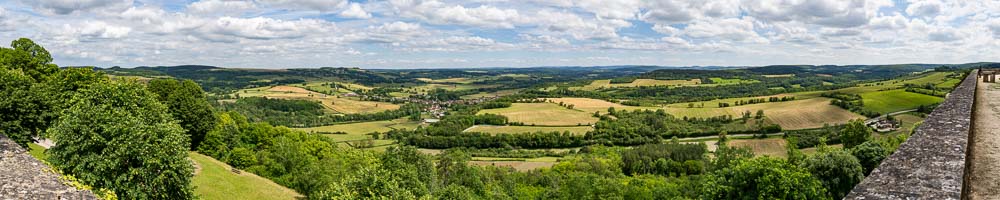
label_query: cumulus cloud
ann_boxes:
[258,0,348,12]
[339,3,372,19]
[390,0,521,29]
[187,0,256,16]
[742,0,893,28]
[20,0,133,15]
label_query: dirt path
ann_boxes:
[968,77,1000,199]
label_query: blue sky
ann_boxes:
[0,0,998,68]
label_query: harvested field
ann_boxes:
[235,85,399,114]
[543,97,657,113]
[293,118,420,142]
[728,138,788,157]
[574,79,701,90]
[469,161,556,172]
[478,103,599,126]
[763,74,795,78]
[464,125,593,135]
[663,98,864,130]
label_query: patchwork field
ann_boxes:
[462,89,521,99]
[478,103,599,126]
[294,118,420,141]
[729,138,788,158]
[860,89,943,113]
[464,125,593,135]
[663,98,865,130]
[663,94,803,108]
[190,152,302,200]
[543,97,657,113]
[573,79,701,90]
[235,85,399,114]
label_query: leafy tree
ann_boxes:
[840,119,872,148]
[800,150,864,199]
[0,68,42,147]
[710,142,753,171]
[148,78,216,149]
[47,80,194,199]
[2,38,58,80]
[850,141,889,175]
[701,157,829,200]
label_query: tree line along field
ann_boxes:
[463,125,594,135]
[476,103,599,126]
[232,84,399,114]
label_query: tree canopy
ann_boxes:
[148,78,216,149]
[47,80,194,199]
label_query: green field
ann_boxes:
[190,152,301,200]
[860,89,943,113]
[464,125,593,135]
[294,118,420,141]
[478,103,599,126]
[572,79,701,90]
[707,77,760,85]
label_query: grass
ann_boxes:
[294,118,420,142]
[464,125,593,135]
[27,143,47,161]
[478,103,599,126]
[860,89,943,113]
[461,89,521,99]
[190,152,302,200]
[573,79,701,90]
[662,98,864,130]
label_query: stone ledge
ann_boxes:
[845,70,978,200]
[0,134,96,200]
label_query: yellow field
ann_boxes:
[478,103,599,126]
[415,77,474,84]
[543,97,657,113]
[662,98,864,130]
[234,85,398,114]
[464,125,593,135]
[729,138,788,157]
[663,94,804,108]
[573,79,701,90]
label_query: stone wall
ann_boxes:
[0,134,96,199]
[845,70,978,199]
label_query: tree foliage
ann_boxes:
[47,80,194,199]
[148,78,216,149]
[800,150,865,199]
[701,157,830,200]
[850,141,889,175]
[840,119,872,148]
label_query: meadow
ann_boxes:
[477,103,599,126]
[189,152,301,200]
[544,97,657,113]
[464,125,593,135]
[294,118,421,141]
[860,89,943,113]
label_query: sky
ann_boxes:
[0,0,998,69]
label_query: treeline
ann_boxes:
[212,97,424,127]
[823,92,881,117]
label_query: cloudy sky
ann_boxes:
[0,0,998,68]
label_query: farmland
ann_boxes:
[189,152,302,200]
[860,89,943,113]
[572,78,701,90]
[294,118,420,141]
[478,103,599,126]
[544,97,656,113]
[234,85,399,114]
[663,98,864,130]
[464,125,593,135]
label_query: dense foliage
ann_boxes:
[148,79,217,149]
[47,80,194,199]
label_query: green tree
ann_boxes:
[148,78,216,150]
[850,141,889,175]
[800,150,864,199]
[711,142,753,171]
[840,119,872,148]
[701,157,829,200]
[46,80,194,199]
[2,38,58,80]
[0,68,43,147]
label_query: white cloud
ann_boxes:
[200,17,333,41]
[684,18,767,43]
[742,0,893,28]
[390,0,521,29]
[258,0,348,12]
[64,21,132,40]
[187,0,256,16]
[339,3,372,19]
[20,0,133,15]
[906,0,942,18]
